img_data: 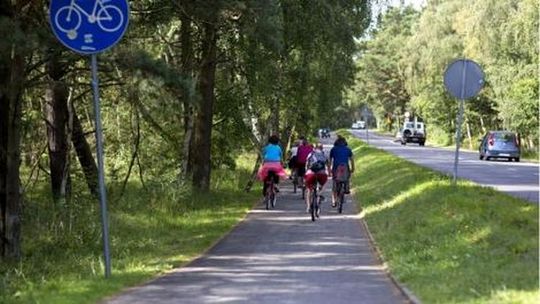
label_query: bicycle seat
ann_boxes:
[266,170,277,180]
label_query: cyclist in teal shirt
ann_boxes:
[257,135,288,195]
[263,142,282,162]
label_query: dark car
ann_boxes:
[318,128,331,138]
[479,131,520,162]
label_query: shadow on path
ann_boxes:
[104,178,408,304]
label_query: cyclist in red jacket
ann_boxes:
[295,137,313,190]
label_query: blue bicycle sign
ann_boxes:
[49,0,129,54]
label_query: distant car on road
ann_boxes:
[357,121,366,129]
[351,122,360,129]
[318,128,331,138]
[479,131,520,162]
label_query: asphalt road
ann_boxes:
[103,167,409,304]
[350,129,539,203]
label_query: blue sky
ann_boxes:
[384,0,426,10]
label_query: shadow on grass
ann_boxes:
[1,166,259,304]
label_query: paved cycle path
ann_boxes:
[104,181,409,304]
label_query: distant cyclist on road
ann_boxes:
[257,135,288,196]
[304,143,330,212]
[287,140,300,179]
[295,137,313,190]
[329,135,354,207]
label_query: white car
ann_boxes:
[351,123,360,129]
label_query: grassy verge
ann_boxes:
[0,155,259,304]
[344,133,539,303]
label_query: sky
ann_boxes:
[383,0,427,10]
[368,0,427,31]
[372,0,427,17]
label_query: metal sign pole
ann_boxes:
[50,0,130,280]
[444,58,484,185]
[91,54,112,277]
[452,60,468,185]
[366,120,369,144]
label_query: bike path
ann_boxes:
[104,181,409,304]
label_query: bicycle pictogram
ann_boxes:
[54,0,124,40]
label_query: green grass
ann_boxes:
[344,132,539,303]
[0,155,259,304]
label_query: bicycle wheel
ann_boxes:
[292,176,297,193]
[55,6,81,33]
[315,195,321,218]
[265,181,272,210]
[270,187,276,209]
[338,183,344,214]
[97,5,124,32]
[310,189,317,221]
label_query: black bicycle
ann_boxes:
[309,182,322,221]
[291,169,298,193]
[335,180,346,214]
[264,171,277,210]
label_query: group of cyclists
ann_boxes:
[257,132,354,214]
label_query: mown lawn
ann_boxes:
[346,133,539,303]
[0,156,259,304]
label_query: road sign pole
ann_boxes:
[91,54,112,278]
[452,60,468,185]
[50,0,130,279]
[366,121,369,144]
[453,99,465,184]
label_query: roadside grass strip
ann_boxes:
[345,133,539,304]
[0,156,258,304]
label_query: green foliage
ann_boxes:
[0,155,258,304]
[344,133,539,303]
[500,77,539,142]
[352,6,419,129]
[354,0,539,148]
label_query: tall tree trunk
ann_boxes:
[270,59,282,136]
[244,154,261,192]
[0,50,24,260]
[283,124,295,153]
[44,54,71,204]
[270,95,280,136]
[0,60,8,259]
[192,14,218,191]
[479,116,486,134]
[465,119,473,150]
[180,14,194,177]
[71,105,99,197]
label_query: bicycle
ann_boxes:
[335,180,346,214]
[300,176,306,200]
[291,169,298,193]
[333,164,349,214]
[263,171,277,210]
[55,0,124,40]
[308,181,322,222]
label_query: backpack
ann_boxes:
[309,151,326,172]
[334,164,349,181]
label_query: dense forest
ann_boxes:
[352,0,538,150]
[1,0,538,271]
[1,0,370,261]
